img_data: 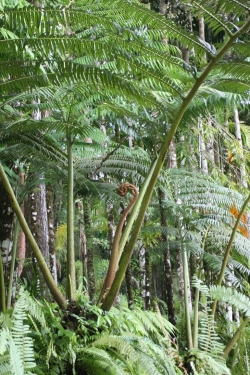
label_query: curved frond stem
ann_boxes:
[0,162,67,309]
[223,317,250,359]
[177,218,193,350]
[102,15,250,312]
[193,226,210,349]
[211,192,250,316]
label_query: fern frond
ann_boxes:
[210,285,250,317]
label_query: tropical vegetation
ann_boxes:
[1,0,250,374]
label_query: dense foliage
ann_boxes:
[1,0,250,374]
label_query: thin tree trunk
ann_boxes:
[24,181,50,296]
[106,199,115,253]
[213,133,221,168]
[158,189,176,325]
[199,119,209,174]
[83,198,96,301]
[206,117,215,166]
[66,130,76,300]
[77,200,87,287]
[234,107,247,188]
[46,184,57,284]
[16,170,25,277]
[176,238,184,302]
[139,243,146,301]
[144,250,151,310]
[125,264,134,309]
[0,177,15,310]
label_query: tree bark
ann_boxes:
[158,189,176,325]
[125,264,134,309]
[24,181,50,295]
[0,176,15,309]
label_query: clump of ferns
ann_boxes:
[0,287,46,375]
[0,286,184,375]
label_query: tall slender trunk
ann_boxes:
[234,107,247,188]
[106,199,115,253]
[213,133,221,168]
[176,235,184,302]
[24,181,50,296]
[0,177,15,311]
[16,170,25,277]
[77,200,87,287]
[139,243,146,301]
[46,184,57,284]
[199,119,209,174]
[66,130,76,300]
[144,250,151,310]
[125,264,134,309]
[83,198,96,301]
[206,117,215,166]
[158,189,176,325]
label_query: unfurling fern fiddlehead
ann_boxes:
[99,183,138,303]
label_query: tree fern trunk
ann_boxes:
[83,198,96,301]
[66,130,76,300]
[46,184,57,284]
[16,170,25,278]
[158,188,176,325]
[25,181,50,296]
[77,200,87,287]
[0,177,15,307]
[125,264,134,309]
